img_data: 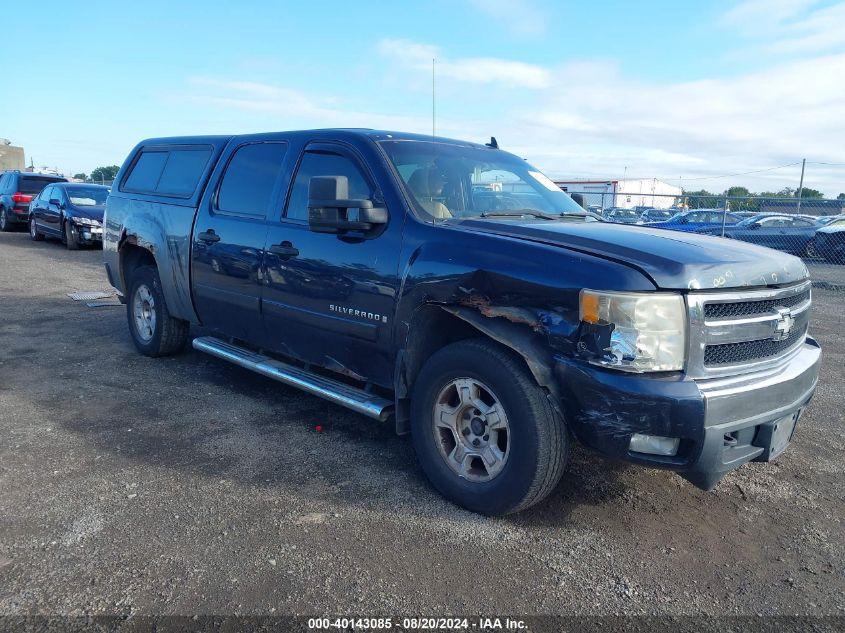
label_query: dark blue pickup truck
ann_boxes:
[103,129,821,515]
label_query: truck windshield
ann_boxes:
[379,140,584,221]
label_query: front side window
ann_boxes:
[286,150,372,222]
[380,140,583,221]
[216,142,287,217]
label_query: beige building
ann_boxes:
[0,139,25,172]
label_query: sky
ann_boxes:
[2,0,845,196]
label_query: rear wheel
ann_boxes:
[0,208,11,232]
[126,265,189,357]
[410,338,567,515]
[64,221,80,250]
[29,216,44,241]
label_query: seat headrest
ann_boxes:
[408,167,443,198]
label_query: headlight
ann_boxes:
[579,290,686,372]
[72,217,101,226]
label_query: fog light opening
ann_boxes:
[629,433,680,457]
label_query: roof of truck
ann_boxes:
[135,129,492,150]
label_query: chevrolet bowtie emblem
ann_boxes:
[773,308,795,341]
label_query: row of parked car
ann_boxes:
[592,204,845,263]
[0,170,108,248]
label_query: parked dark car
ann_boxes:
[640,208,673,222]
[28,183,109,249]
[606,207,643,224]
[647,209,742,233]
[102,129,819,515]
[0,170,68,231]
[812,218,845,263]
[702,213,820,256]
[816,214,844,227]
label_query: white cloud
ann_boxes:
[378,38,551,89]
[172,33,845,196]
[466,0,546,36]
[723,0,845,54]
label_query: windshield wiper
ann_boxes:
[478,210,561,221]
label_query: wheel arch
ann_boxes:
[393,302,562,434]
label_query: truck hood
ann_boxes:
[456,218,808,290]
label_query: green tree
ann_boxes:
[797,187,824,199]
[682,189,718,209]
[72,172,87,181]
[89,165,120,184]
[837,193,845,200]
[724,186,750,197]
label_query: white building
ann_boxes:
[554,178,682,210]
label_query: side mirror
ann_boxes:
[308,176,387,235]
[49,198,62,207]
[749,222,761,230]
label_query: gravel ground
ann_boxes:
[0,230,843,619]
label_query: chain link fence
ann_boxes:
[567,191,845,289]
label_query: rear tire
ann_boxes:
[64,221,80,250]
[0,208,11,232]
[29,216,44,241]
[410,338,567,515]
[126,265,189,357]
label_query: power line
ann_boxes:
[668,162,802,182]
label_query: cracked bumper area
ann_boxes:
[553,336,821,489]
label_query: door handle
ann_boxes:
[269,242,299,258]
[198,229,221,243]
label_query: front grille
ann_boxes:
[688,281,812,377]
[704,288,810,319]
[704,323,807,366]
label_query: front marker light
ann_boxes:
[579,290,686,372]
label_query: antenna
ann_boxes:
[432,58,436,137]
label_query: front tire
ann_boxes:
[64,221,80,250]
[126,265,189,357]
[29,216,44,241]
[410,338,567,515]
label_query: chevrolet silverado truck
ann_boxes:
[103,130,821,515]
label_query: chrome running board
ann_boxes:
[192,336,393,421]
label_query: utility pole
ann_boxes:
[796,158,806,215]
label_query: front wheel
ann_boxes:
[410,338,568,515]
[29,216,44,241]
[64,221,80,250]
[126,265,189,357]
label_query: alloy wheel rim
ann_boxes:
[432,377,510,482]
[30,218,36,237]
[132,284,157,342]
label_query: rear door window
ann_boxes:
[216,142,288,217]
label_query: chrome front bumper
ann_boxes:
[681,337,821,489]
